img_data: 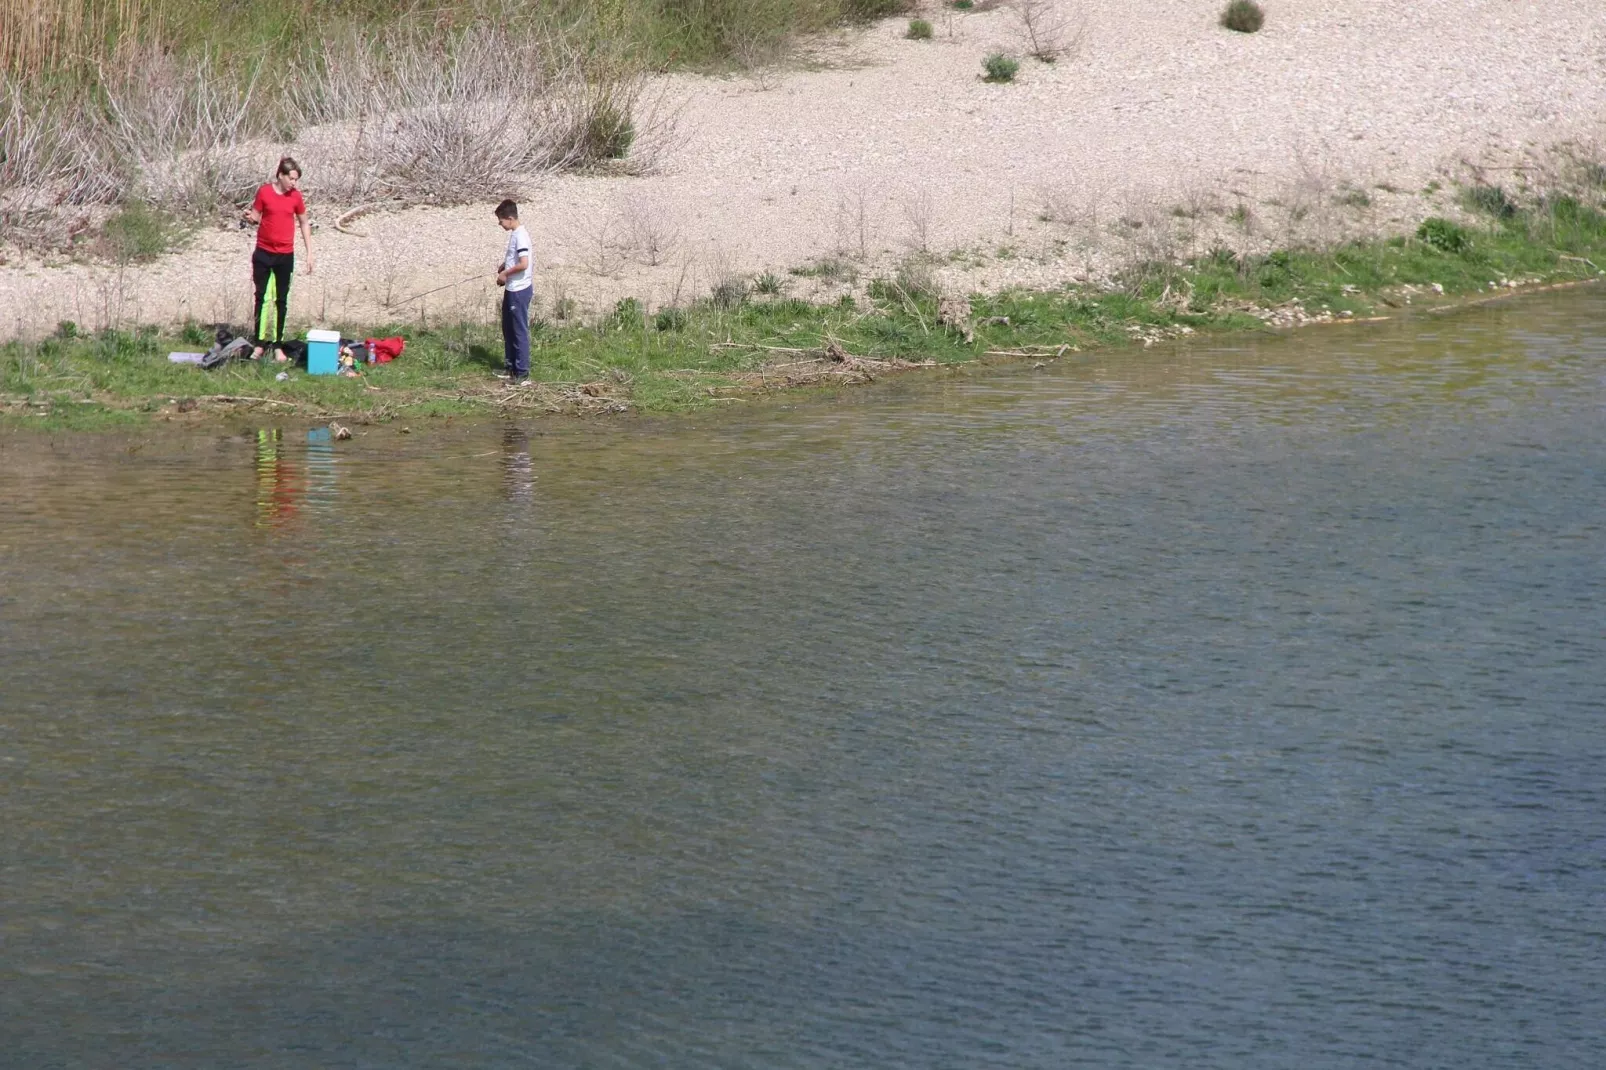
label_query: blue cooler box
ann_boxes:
[306,329,340,375]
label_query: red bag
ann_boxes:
[365,336,405,363]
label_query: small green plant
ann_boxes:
[1463,183,1517,220]
[570,100,635,164]
[906,18,933,39]
[1220,0,1265,33]
[792,258,855,281]
[895,259,939,300]
[1336,188,1372,209]
[1255,249,1292,288]
[844,0,918,17]
[1228,203,1253,230]
[654,307,687,332]
[950,0,974,9]
[981,53,1020,83]
[54,320,79,340]
[608,297,644,329]
[869,264,937,305]
[753,272,783,295]
[100,201,181,263]
[1417,217,1471,254]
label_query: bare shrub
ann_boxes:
[1013,0,1084,64]
[901,189,935,254]
[1277,152,1351,248]
[1,77,119,227]
[97,45,264,213]
[4,16,681,258]
[1109,194,1181,293]
[619,195,681,266]
[894,256,939,301]
[705,245,748,308]
[545,72,676,175]
[732,26,790,90]
[289,27,568,201]
[1036,183,1078,226]
[576,210,632,277]
[284,24,682,203]
[832,187,875,260]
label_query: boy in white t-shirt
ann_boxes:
[494,199,533,384]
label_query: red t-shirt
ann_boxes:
[252,183,306,254]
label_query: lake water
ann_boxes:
[3,289,1604,1068]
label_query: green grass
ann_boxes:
[1462,183,1517,220]
[7,194,1605,430]
[981,53,1020,83]
[906,18,934,39]
[1220,0,1265,33]
[7,0,919,87]
[98,201,189,263]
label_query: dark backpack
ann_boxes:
[200,335,253,370]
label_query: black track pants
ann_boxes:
[252,248,294,346]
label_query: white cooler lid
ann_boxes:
[306,329,340,343]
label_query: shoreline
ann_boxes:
[5,205,1604,432]
[5,0,1605,343]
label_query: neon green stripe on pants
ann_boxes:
[258,272,279,342]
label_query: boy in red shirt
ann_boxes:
[243,156,315,361]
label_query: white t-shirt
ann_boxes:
[503,225,532,292]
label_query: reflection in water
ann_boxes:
[304,427,338,515]
[2,290,1605,1068]
[254,427,340,531]
[501,425,534,504]
[253,428,302,530]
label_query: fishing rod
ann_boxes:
[387,273,492,308]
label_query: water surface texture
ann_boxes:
[3,290,1604,1068]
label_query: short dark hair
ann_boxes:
[276,156,301,177]
[494,199,519,221]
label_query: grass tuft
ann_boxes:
[1416,217,1471,254]
[844,0,917,18]
[710,276,749,309]
[1462,183,1517,220]
[1220,0,1265,33]
[99,201,186,263]
[906,18,934,40]
[981,53,1020,83]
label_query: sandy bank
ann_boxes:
[3,0,1603,340]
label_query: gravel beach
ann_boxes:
[2,0,1603,339]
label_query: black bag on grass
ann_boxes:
[199,336,253,370]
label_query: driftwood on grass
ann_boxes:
[984,344,1074,357]
[191,394,300,407]
[432,381,631,415]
